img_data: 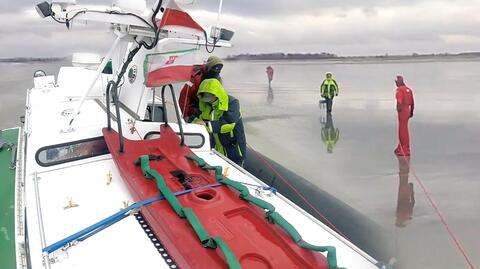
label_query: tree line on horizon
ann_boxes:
[225,51,480,61]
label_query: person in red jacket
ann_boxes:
[178,55,223,122]
[266,65,274,85]
[394,75,414,156]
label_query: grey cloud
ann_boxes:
[192,0,426,17]
[0,0,438,16]
[1,0,479,57]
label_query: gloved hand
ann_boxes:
[192,118,206,126]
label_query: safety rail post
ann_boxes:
[105,81,115,131]
[105,80,125,153]
[33,172,51,269]
[160,85,169,126]
[161,84,185,146]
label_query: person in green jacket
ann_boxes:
[320,72,340,113]
[192,79,246,166]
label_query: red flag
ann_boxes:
[144,49,198,87]
[159,0,204,33]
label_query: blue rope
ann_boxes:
[43,183,222,254]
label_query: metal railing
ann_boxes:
[160,84,185,146]
[105,80,125,153]
[105,82,187,153]
[33,172,51,269]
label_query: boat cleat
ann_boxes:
[223,166,230,177]
[106,170,113,185]
[129,208,141,216]
[42,255,59,266]
[63,197,79,210]
[255,186,275,198]
[60,240,79,252]
[122,200,141,215]
[60,126,75,134]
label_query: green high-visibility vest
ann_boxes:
[320,79,339,98]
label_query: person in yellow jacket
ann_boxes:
[320,72,340,113]
[191,79,246,166]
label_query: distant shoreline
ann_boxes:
[0,57,67,63]
[225,52,480,62]
[2,52,479,64]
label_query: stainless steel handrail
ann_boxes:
[33,172,51,269]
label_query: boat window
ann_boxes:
[144,132,205,148]
[35,136,109,167]
[144,104,165,122]
[102,60,113,74]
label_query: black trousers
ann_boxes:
[325,97,334,112]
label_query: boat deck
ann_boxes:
[20,83,379,268]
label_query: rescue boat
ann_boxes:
[0,1,394,268]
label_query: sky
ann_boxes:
[1,0,480,57]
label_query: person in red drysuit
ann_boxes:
[394,75,414,156]
[266,65,274,85]
[178,56,223,122]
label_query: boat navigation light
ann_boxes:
[210,26,234,41]
[33,70,47,78]
[35,1,52,18]
[35,0,76,19]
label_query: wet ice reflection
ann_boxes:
[222,60,480,269]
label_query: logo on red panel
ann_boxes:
[165,56,178,65]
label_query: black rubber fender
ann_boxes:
[244,147,395,265]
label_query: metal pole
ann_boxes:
[161,85,169,126]
[151,88,156,121]
[168,84,185,146]
[68,34,124,129]
[33,172,51,269]
[106,81,114,130]
[112,85,125,153]
[216,0,223,26]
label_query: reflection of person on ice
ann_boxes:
[394,75,414,156]
[320,72,339,113]
[320,112,340,154]
[395,156,415,227]
[266,65,274,86]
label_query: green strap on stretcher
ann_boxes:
[186,154,345,269]
[138,155,241,269]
